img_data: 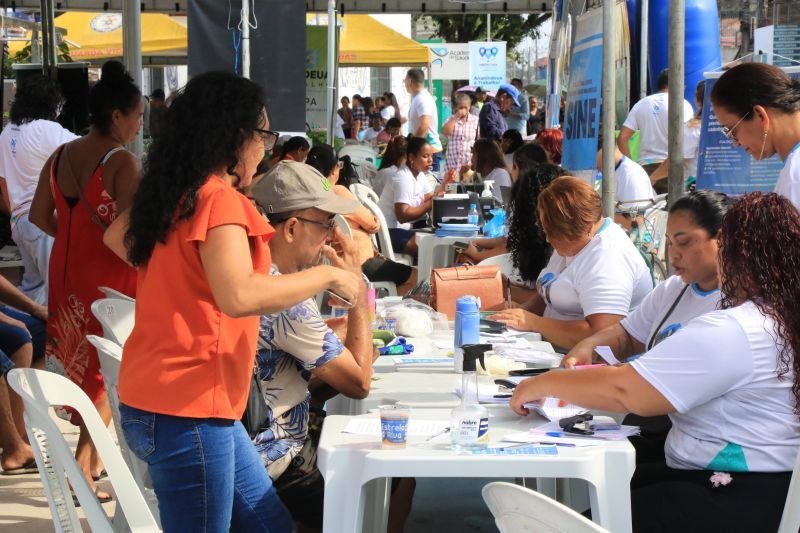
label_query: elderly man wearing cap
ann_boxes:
[247,160,377,531]
[479,83,520,141]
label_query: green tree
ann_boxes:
[3,40,73,78]
[417,13,550,52]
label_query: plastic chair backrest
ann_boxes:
[339,144,377,166]
[778,448,800,533]
[91,298,135,346]
[87,335,161,524]
[98,286,135,302]
[360,195,398,262]
[6,368,160,533]
[478,253,524,286]
[350,182,380,205]
[482,481,608,533]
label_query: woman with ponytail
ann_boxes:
[711,62,800,206]
[30,60,143,500]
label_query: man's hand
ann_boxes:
[322,226,363,276]
[30,304,48,322]
[325,315,349,339]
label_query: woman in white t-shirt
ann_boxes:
[710,62,800,207]
[377,137,453,257]
[373,136,406,197]
[563,189,729,368]
[510,192,800,533]
[461,138,512,203]
[491,176,652,350]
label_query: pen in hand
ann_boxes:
[425,427,451,442]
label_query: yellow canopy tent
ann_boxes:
[7,12,186,60]
[308,14,430,67]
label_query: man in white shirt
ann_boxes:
[596,146,656,228]
[0,76,79,304]
[617,69,694,175]
[404,68,442,154]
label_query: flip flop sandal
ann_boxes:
[0,459,38,475]
[92,469,108,482]
[72,486,113,507]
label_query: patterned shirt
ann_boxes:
[351,105,368,138]
[253,265,344,479]
[444,113,479,171]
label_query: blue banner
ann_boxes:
[696,72,800,194]
[561,9,603,172]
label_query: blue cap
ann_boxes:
[497,83,520,101]
[456,295,480,314]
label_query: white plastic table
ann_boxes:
[326,372,460,416]
[415,233,481,282]
[318,406,635,533]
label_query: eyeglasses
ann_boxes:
[721,111,750,143]
[254,128,280,151]
[296,217,336,233]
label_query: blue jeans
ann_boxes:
[119,403,292,533]
[0,306,46,363]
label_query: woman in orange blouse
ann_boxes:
[105,73,360,533]
[306,145,418,295]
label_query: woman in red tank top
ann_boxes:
[30,60,143,501]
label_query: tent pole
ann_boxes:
[640,0,649,99]
[667,0,685,209]
[427,63,433,92]
[123,0,143,158]
[601,0,616,218]
[326,0,336,145]
[242,0,250,79]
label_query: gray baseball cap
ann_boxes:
[251,160,360,216]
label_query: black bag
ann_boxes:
[241,363,269,439]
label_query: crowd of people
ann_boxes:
[0,56,799,533]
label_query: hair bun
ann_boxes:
[100,60,133,85]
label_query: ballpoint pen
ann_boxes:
[425,427,451,441]
[500,441,576,449]
[545,431,598,439]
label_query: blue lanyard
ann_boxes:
[615,155,626,172]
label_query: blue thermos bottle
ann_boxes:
[454,296,481,373]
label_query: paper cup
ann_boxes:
[379,405,410,448]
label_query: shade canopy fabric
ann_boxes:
[309,14,430,67]
[7,11,186,59]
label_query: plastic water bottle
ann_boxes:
[453,296,480,373]
[467,203,479,226]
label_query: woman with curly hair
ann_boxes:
[106,71,359,532]
[510,192,800,532]
[30,60,141,500]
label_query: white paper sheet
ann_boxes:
[342,418,450,437]
[524,397,589,421]
[594,345,622,365]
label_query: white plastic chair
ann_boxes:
[91,297,135,346]
[98,286,135,303]
[339,144,378,183]
[482,481,608,533]
[777,448,800,533]
[479,253,524,286]
[359,195,413,266]
[6,368,160,533]
[350,182,380,205]
[87,335,161,526]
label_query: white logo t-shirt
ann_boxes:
[536,219,653,321]
[377,165,433,229]
[631,301,800,472]
[775,142,800,209]
[622,92,694,164]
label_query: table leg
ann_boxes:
[322,468,368,533]
[588,448,634,533]
[417,235,435,282]
[363,477,391,533]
